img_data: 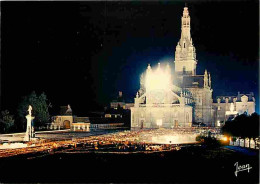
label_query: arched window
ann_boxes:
[186,113,189,122]
[184,43,185,48]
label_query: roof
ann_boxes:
[214,92,255,103]
[182,75,204,88]
[74,117,90,123]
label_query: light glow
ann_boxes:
[217,120,220,127]
[151,134,198,144]
[156,119,162,126]
[222,136,228,141]
[145,63,172,91]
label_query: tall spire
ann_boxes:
[174,6,197,76]
[204,70,209,88]
[208,73,211,88]
[147,63,151,70]
[181,6,191,40]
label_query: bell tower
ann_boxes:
[174,6,197,76]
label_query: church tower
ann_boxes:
[174,6,197,76]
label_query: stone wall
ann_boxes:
[131,105,192,129]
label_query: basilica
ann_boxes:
[130,6,255,129]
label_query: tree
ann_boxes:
[195,135,221,147]
[0,110,15,133]
[222,113,259,139]
[17,91,51,130]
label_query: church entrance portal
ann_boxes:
[174,120,178,128]
[140,120,144,129]
[63,120,70,129]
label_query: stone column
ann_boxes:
[24,114,35,142]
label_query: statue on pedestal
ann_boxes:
[28,105,32,116]
[24,105,35,142]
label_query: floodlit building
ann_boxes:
[212,92,256,126]
[50,105,90,131]
[131,62,193,129]
[131,6,255,129]
[51,105,74,129]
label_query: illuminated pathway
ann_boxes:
[0,128,220,158]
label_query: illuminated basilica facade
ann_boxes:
[130,6,255,129]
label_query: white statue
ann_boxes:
[24,105,35,141]
[28,105,32,116]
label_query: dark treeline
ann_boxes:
[222,113,259,138]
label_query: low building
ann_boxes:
[212,92,256,126]
[50,105,90,131]
[71,117,91,132]
[51,115,74,129]
[110,91,134,110]
[51,105,126,131]
[71,122,90,132]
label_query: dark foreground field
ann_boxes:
[0,145,258,183]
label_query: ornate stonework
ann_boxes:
[131,6,255,129]
[174,7,197,76]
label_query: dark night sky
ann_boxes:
[1,1,259,116]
